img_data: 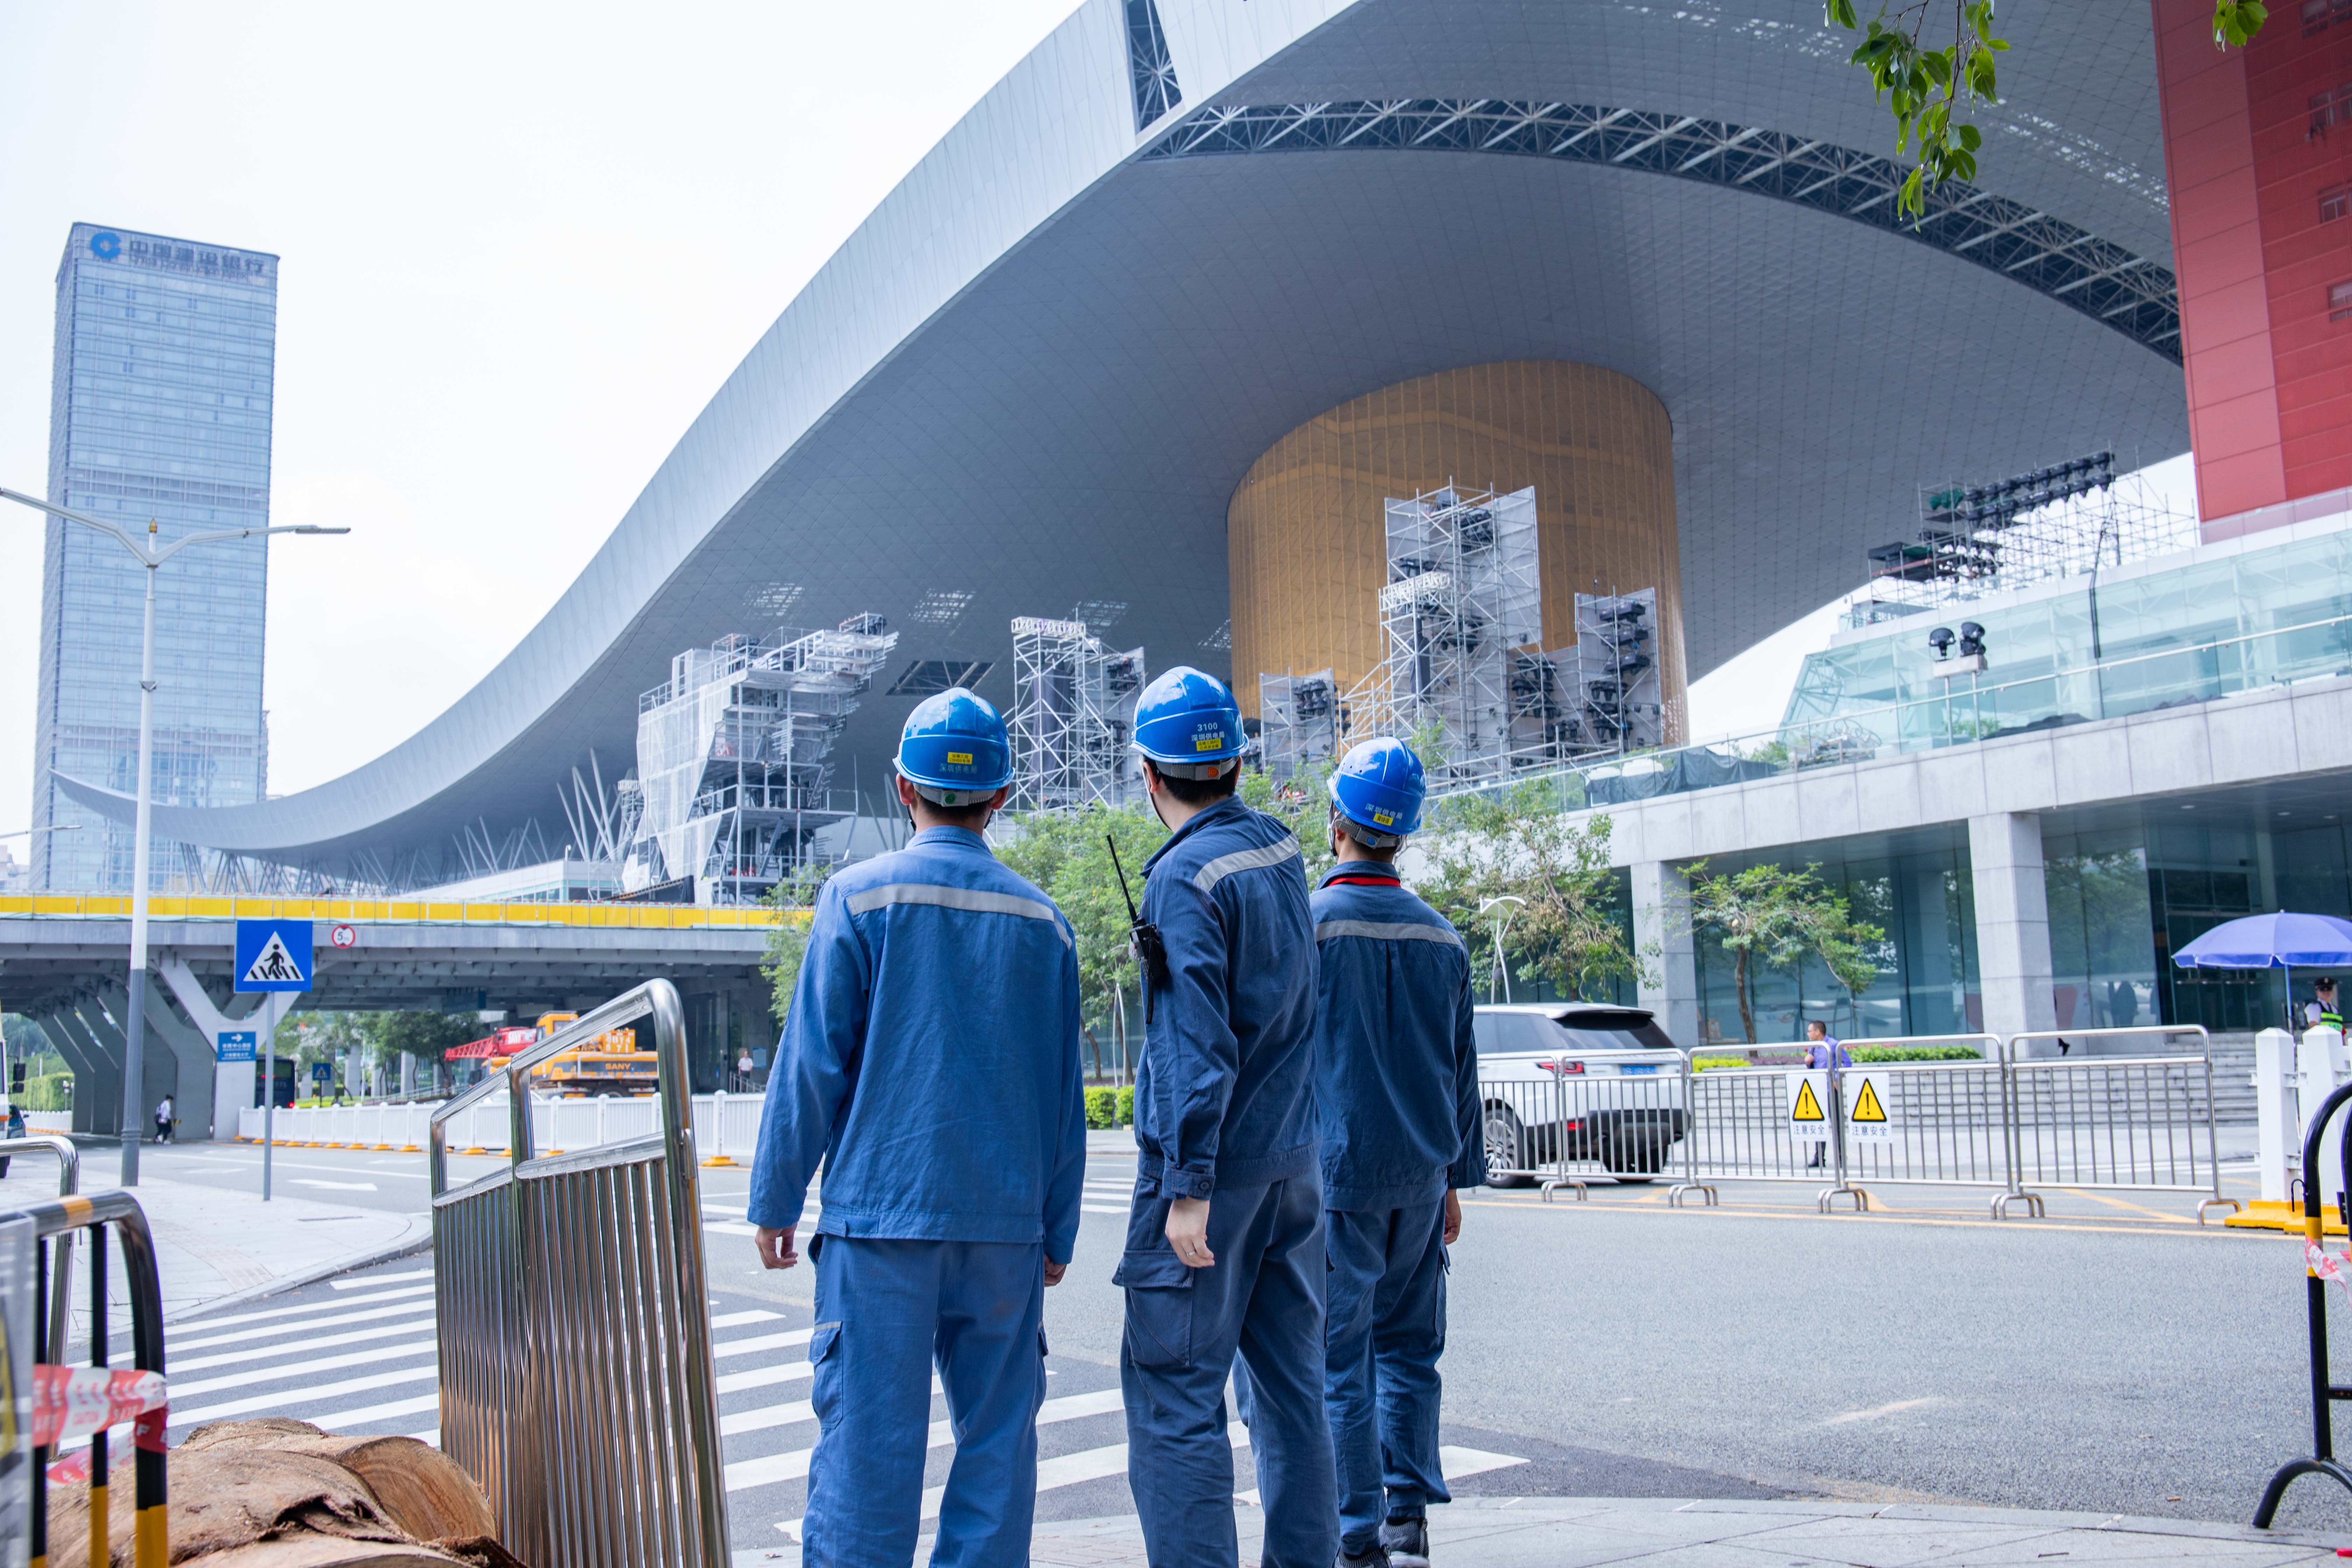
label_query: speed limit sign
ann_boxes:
[329,923,358,948]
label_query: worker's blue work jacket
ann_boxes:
[747,826,1087,1264]
[1309,863,1486,1211]
[1133,796,1320,1200]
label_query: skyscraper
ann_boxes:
[34,224,279,891]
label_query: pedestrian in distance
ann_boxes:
[154,1092,175,1144]
[1117,666,1337,1568]
[746,687,1086,1567]
[1800,1020,1848,1170]
[0,1098,20,1176]
[2311,977,2344,1031]
[1310,738,1484,1568]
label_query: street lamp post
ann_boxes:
[1477,895,1526,1004]
[1,488,346,1184]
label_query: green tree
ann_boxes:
[370,1011,478,1062]
[1419,783,1645,1002]
[1681,862,1886,1041]
[1240,758,1336,884]
[1825,0,2264,219]
[997,803,1170,1073]
[761,864,833,1022]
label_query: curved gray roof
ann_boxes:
[69,0,2186,873]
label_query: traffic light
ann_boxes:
[8,1060,23,1097]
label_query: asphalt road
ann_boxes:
[115,1133,2352,1534]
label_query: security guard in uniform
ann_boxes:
[749,688,1086,1567]
[1311,739,1483,1568]
[1118,666,1336,1568]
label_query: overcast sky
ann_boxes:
[0,3,2193,842]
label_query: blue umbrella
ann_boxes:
[2174,912,2352,969]
[2174,912,2352,1031]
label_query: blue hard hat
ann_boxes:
[895,687,1013,802]
[1328,737,1426,840]
[1131,666,1246,772]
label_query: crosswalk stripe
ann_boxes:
[1081,1205,1127,1214]
[714,1328,814,1359]
[723,1399,814,1439]
[330,1269,433,1290]
[172,1284,434,1334]
[782,1419,1245,1538]
[172,1340,436,1399]
[168,1300,437,1354]
[709,1309,781,1330]
[170,1318,434,1373]
[716,1363,813,1396]
[170,1360,440,1428]
[315,1391,442,1429]
[729,1387,1126,1493]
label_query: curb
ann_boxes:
[163,1216,434,1323]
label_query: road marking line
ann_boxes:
[1456,1198,2240,1239]
[317,1391,442,1428]
[710,1309,782,1330]
[727,1386,1124,1493]
[331,1269,433,1289]
[175,1284,435,1333]
[1824,1397,1941,1424]
[2058,1187,2197,1224]
[293,1179,380,1191]
[171,1363,440,1427]
[172,1297,437,1349]
[172,1340,437,1398]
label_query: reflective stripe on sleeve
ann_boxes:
[842,883,1071,945]
[1191,835,1302,894]
[1313,919,1464,948]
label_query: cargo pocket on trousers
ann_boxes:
[1115,1250,1194,1369]
[807,1320,845,1427]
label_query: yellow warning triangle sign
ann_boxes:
[1790,1078,1825,1122]
[1851,1078,1888,1123]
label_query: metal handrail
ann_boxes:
[12,1187,169,1568]
[427,978,728,1566]
[0,1133,81,1359]
[2005,1023,2234,1221]
[1437,608,2352,806]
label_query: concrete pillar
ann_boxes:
[140,998,221,1141]
[1631,860,1700,1048]
[40,1007,108,1135]
[63,999,127,1136]
[1968,811,2058,1046]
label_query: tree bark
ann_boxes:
[1735,947,1756,1043]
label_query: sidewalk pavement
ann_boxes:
[733,1498,2352,1568]
[0,1146,429,1325]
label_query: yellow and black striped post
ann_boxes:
[10,1190,168,1568]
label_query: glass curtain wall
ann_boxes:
[1687,836,1978,1044]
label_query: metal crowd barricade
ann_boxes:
[1828,1036,2029,1218]
[0,1134,83,1361]
[1670,1042,1866,1212]
[10,1186,171,1568]
[1481,1048,1696,1199]
[2005,1024,2238,1222]
[429,979,729,1568]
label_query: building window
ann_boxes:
[2313,84,2352,138]
[2326,184,2352,223]
[2333,281,2352,322]
[2310,0,2352,31]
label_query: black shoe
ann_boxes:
[1338,1548,1388,1568]
[1380,1517,1430,1568]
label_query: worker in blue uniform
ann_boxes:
[1311,738,1484,1568]
[748,687,1086,1568]
[1117,665,1336,1568]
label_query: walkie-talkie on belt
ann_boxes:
[1109,835,1170,1023]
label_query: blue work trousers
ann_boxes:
[1325,1200,1451,1555]
[1119,1174,1336,1568]
[803,1235,1045,1567]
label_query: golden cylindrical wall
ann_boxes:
[1228,360,1684,739]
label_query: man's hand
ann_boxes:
[1045,1259,1068,1287]
[1443,1189,1462,1246]
[754,1225,799,1270]
[1166,1196,1214,1268]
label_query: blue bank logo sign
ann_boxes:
[88,231,122,260]
[234,919,313,992]
[216,1030,258,1063]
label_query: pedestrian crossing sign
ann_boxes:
[234,919,313,992]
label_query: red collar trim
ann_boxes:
[1325,872,1401,886]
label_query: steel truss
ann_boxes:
[1009,617,1147,812]
[1143,100,2180,362]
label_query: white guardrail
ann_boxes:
[237,1090,766,1166]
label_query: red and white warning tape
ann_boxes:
[2308,1239,2352,1294]
[33,1364,168,1451]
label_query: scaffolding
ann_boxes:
[1571,589,1667,752]
[1008,616,1147,812]
[624,614,898,903]
[1851,451,2198,624]
[1257,670,1338,779]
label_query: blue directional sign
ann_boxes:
[233,919,313,992]
[215,1030,257,1063]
